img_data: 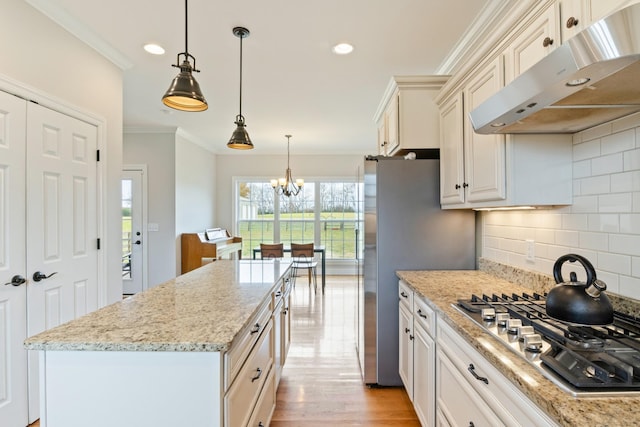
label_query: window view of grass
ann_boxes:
[237,181,363,259]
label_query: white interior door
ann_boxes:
[122,168,144,294]
[25,102,99,421]
[0,91,29,427]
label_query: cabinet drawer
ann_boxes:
[413,296,435,337]
[436,350,504,427]
[247,366,276,427]
[437,321,556,426]
[399,280,413,308]
[225,320,274,427]
[225,300,271,390]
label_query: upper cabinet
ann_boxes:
[374,76,448,156]
[560,0,631,41]
[505,2,561,83]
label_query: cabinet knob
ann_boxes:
[455,184,461,189]
[542,36,554,47]
[462,183,469,188]
[566,16,579,28]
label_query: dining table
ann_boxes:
[253,245,326,292]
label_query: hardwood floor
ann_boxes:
[271,276,419,426]
[28,276,418,427]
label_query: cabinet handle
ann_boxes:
[455,184,461,189]
[417,309,428,319]
[250,323,260,334]
[566,16,579,28]
[542,36,554,47]
[251,367,263,382]
[462,182,469,188]
[275,291,282,297]
[467,364,489,385]
[410,334,414,340]
[400,291,408,299]
[405,327,411,334]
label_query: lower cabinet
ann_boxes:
[413,320,435,426]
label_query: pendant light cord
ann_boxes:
[184,0,189,54]
[239,33,243,117]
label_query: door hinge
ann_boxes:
[96,149,100,161]
[97,238,101,250]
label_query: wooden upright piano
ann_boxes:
[181,228,242,273]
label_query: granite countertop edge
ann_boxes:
[24,259,291,353]
[396,260,640,427]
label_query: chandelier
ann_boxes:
[271,135,304,197]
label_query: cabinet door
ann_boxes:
[399,302,413,400]
[439,92,465,206]
[377,119,387,155]
[506,3,560,83]
[560,0,588,41]
[463,57,506,203]
[414,322,435,427]
[589,0,627,22]
[436,350,504,427]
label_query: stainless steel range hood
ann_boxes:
[470,3,640,134]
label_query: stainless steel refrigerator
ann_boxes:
[356,152,475,386]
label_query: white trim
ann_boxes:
[25,0,133,70]
[123,164,149,291]
[0,72,109,308]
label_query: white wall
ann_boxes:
[124,132,177,286]
[481,112,640,300]
[0,0,123,303]
[215,153,364,233]
[175,132,217,273]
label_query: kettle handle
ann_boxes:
[553,254,596,285]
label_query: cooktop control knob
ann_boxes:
[481,308,496,322]
[517,325,535,341]
[496,313,510,327]
[507,319,522,335]
[524,334,543,353]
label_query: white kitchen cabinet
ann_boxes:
[437,320,557,427]
[375,76,447,156]
[505,2,560,83]
[559,0,589,41]
[413,297,436,427]
[439,57,572,209]
[399,297,414,398]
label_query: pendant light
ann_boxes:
[271,135,304,196]
[162,0,208,112]
[227,27,254,150]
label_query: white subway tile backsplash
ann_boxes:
[599,193,633,213]
[609,234,640,256]
[597,252,631,276]
[587,214,619,233]
[481,121,640,301]
[573,139,601,161]
[561,214,588,231]
[581,175,610,195]
[601,129,635,154]
[624,148,640,171]
[580,232,608,251]
[611,171,640,192]
[620,214,640,234]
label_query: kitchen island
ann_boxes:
[397,263,640,427]
[25,259,292,427]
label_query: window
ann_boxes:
[236,179,362,260]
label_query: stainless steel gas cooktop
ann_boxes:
[455,292,640,397]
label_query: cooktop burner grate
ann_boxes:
[455,293,640,396]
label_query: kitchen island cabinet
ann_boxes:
[396,267,640,427]
[25,259,292,427]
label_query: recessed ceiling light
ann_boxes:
[144,44,165,55]
[332,43,354,55]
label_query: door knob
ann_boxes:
[4,275,26,286]
[134,240,141,245]
[32,271,58,282]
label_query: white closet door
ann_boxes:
[25,102,99,419]
[0,91,28,427]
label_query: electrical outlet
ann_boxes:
[526,239,535,262]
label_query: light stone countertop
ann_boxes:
[396,269,640,427]
[24,259,291,352]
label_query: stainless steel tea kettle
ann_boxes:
[546,254,614,325]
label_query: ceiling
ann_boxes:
[29,0,494,155]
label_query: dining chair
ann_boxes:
[260,243,284,259]
[290,243,318,291]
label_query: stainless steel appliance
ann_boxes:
[356,153,475,386]
[455,292,640,397]
[470,3,640,135]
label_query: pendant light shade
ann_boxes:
[162,0,208,112]
[228,26,254,150]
